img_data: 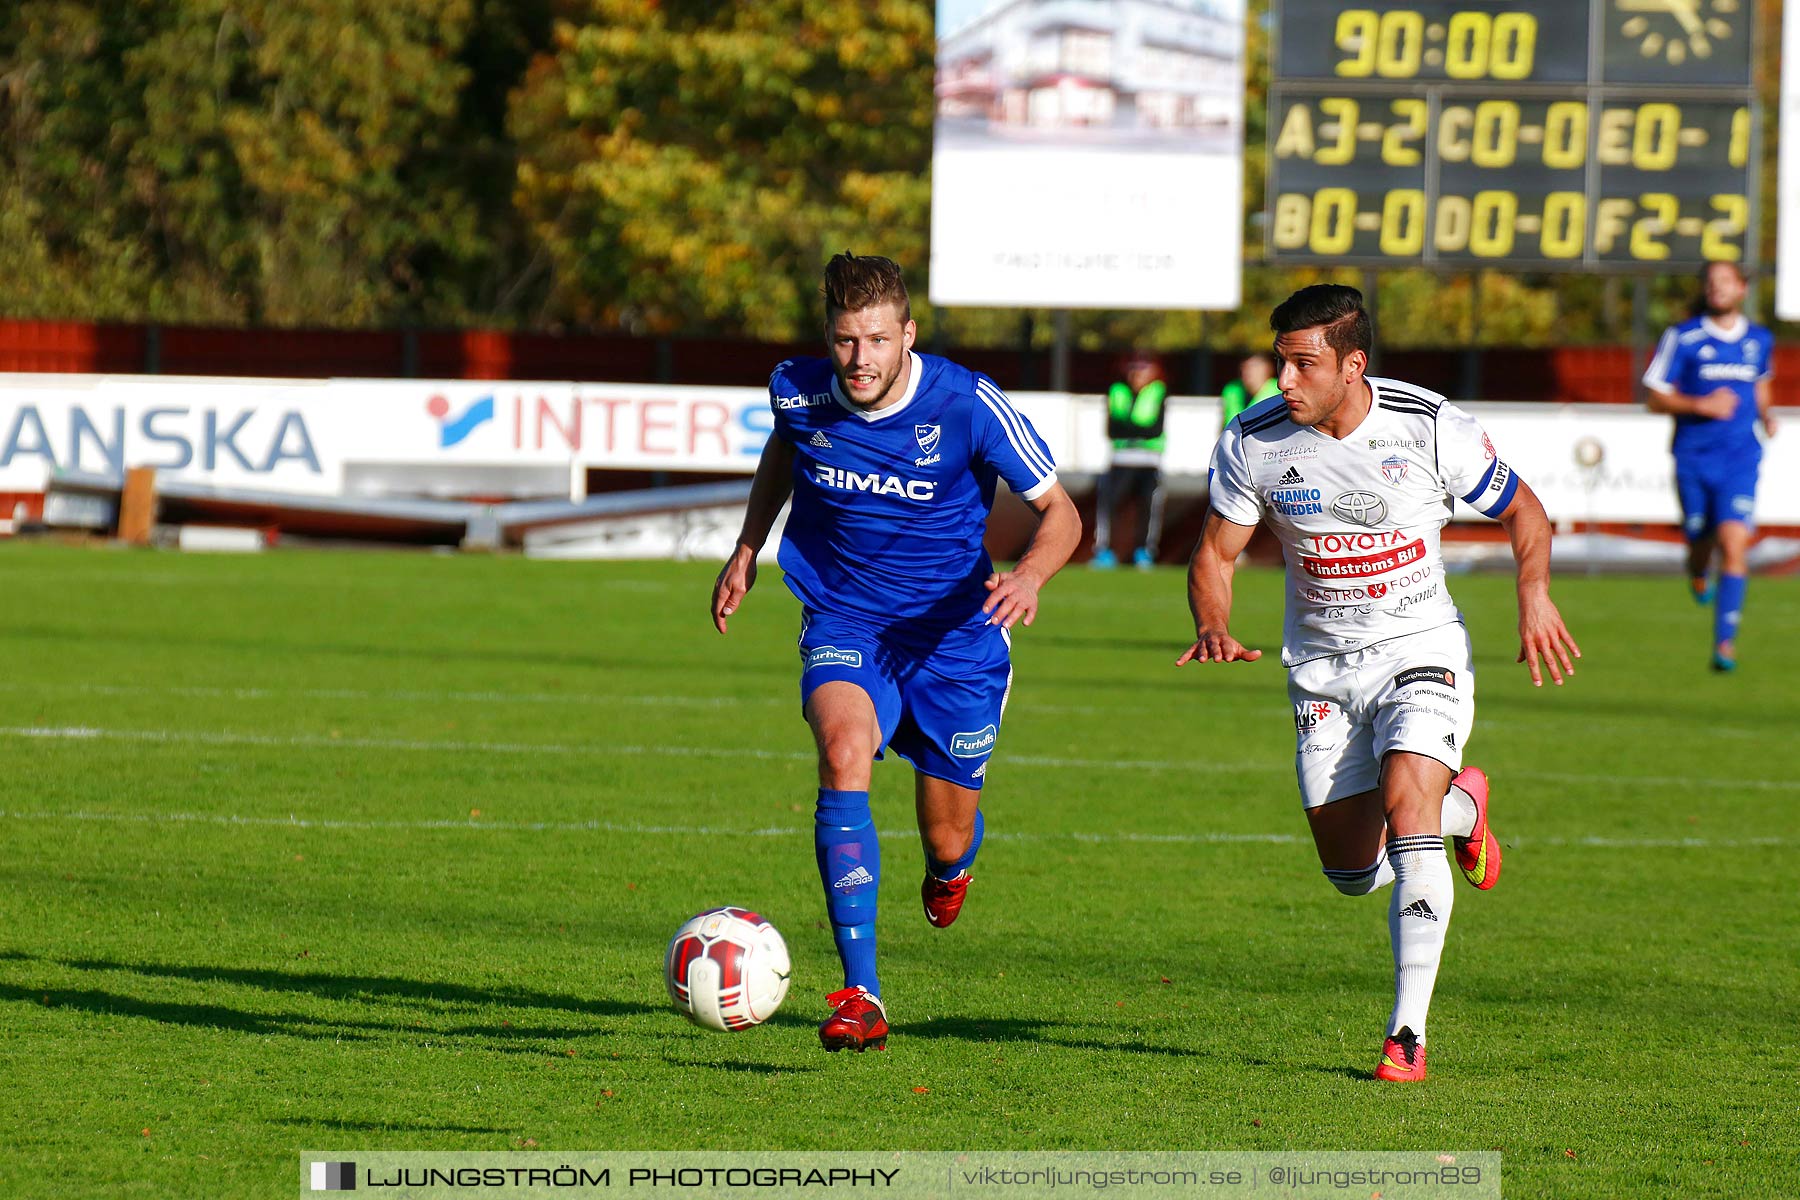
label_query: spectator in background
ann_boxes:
[1220,352,1280,428]
[1093,352,1168,569]
[1642,260,1777,673]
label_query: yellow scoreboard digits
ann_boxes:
[1270,0,1758,267]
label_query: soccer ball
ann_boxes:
[664,907,790,1031]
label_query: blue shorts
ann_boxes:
[1675,452,1760,540]
[797,610,1012,789]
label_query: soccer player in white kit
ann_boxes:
[1178,285,1581,1081]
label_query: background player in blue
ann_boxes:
[709,253,1081,1052]
[1643,261,1779,672]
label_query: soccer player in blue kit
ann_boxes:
[710,253,1081,1052]
[1643,261,1779,672]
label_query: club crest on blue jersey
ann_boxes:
[915,423,941,456]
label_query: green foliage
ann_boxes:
[509,1,934,339]
[0,0,539,326]
[0,0,1789,349]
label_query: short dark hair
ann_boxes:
[823,252,910,323]
[1270,284,1372,364]
[1701,259,1746,284]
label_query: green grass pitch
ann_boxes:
[1,542,1795,1198]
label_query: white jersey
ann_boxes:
[1208,377,1520,666]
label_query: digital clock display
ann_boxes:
[1267,0,1757,268]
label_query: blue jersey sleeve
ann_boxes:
[969,376,1058,501]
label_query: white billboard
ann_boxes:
[929,0,1245,310]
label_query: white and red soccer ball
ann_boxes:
[664,907,790,1031]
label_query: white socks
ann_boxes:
[1442,783,1477,839]
[1385,833,1455,1040]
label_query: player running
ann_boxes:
[1177,284,1580,1082]
[1642,261,1777,672]
[710,253,1081,1052]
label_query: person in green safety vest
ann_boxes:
[1220,352,1280,428]
[1092,352,1168,569]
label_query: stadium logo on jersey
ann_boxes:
[1331,491,1388,526]
[1381,455,1409,485]
[806,646,864,670]
[426,394,494,448]
[1270,486,1323,515]
[809,431,833,449]
[1393,665,1456,690]
[1277,466,1306,486]
[1293,700,1336,732]
[814,465,936,501]
[949,725,998,757]
[915,423,941,456]
[774,392,834,409]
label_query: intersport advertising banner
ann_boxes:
[2,375,1796,526]
[929,0,1246,309]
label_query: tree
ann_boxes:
[508,0,935,339]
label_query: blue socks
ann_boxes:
[1715,573,1747,648]
[926,808,984,881]
[815,788,880,996]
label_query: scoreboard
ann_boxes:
[1266,0,1758,268]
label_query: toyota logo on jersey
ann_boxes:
[1331,491,1388,527]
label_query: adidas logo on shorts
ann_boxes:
[810,431,833,449]
[1278,466,1305,486]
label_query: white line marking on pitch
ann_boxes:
[3,725,1796,792]
[0,808,1785,849]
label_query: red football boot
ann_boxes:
[818,986,888,1052]
[921,870,972,928]
[1375,1027,1427,1082]
[1450,766,1501,891]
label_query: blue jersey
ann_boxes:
[769,351,1058,634]
[1642,315,1772,461]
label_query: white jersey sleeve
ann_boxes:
[1437,402,1519,519]
[1207,419,1264,526]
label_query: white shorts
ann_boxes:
[1287,623,1476,810]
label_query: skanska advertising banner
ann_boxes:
[1,374,1796,526]
[929,0,1246,309]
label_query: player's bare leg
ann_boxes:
[805,682,890,1050]
[1712,520,1752,671]
[915,773,981,928]
[1686,528,1718,604]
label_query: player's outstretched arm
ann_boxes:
[982,481,1081,629]
[1495,478,1581,687]
[711,436,796,634]
[1176,511,1261,666]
